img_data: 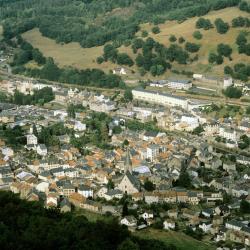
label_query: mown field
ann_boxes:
[22,7,250,81]
[134,228,215,250]
[140,7,250,77]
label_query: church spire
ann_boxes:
[125,147,132,173]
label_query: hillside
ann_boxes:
[0,191,173,250]
[22,7,250,80]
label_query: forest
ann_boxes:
[1,0,240,47]
[0,191,176,250]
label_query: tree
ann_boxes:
[246,106,250,115]
[117,53,134,66]
[32,49,46,65]
[193,125,204,135]
[124,89,133,102]
[152,26,160,34]
[185,42,200,53]
[196,18,213,30]
[208,52,223,65]
[96,56,104,64]
[107,179,114,190]
[236,33,247,46]
[141,30,148,37]
[240,200,250,214]
[217,43,232,58]
[144,180,155,191]
[178,37,185,44]
[67,104,76,118]
[103,44,118,62]
[223,86,242,98]
[118,239,139,250]
[193,31,202,40]
[224,66,233,75]
[214,18,229,34]
[169,35,177,42]
[122,202,129,217]
[175,171,191,188]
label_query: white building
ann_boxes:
[149,80,168,88]
[163,220,176,230]
[167,79,192,90]
[113,67,127,75]
[146,144,160,162]
[219,126,238,142]
[132,89,189,110]
[26,134,38,145]
[120,216,137,227]
[223,77,233,89]
[37,144,47,156]
[78,185,93,198]
[74,121,86,132]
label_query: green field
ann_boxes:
[22,7,250,81]
[134,228,215,250]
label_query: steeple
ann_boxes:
[124,147,132,173]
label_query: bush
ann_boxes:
[214,18,229,34]
[169,35,177,42]
[193,31,202,40]
[223,86,242,98]
[185,42,200,53]
[141,30,148,37]
[97,56,104,64]
[178,37,185,44]
[152,26,160,34]
[196,17,213,30]
[217,43,232,58]
[208,52,223,65]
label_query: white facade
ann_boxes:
[219,127,238,142]
[223,77,233,89]
[37,144,47,156]
[132,89,188,110]
[27,134,38,145]
[167,79,192,90]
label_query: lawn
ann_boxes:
[22,7,250,83]
[134,228,215,250]
[140,7,250,78]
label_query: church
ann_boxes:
[117,148,140,194]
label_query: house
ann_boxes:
[1,147,14,157]
[60,198,71,213]
[62,183,75,197]
[26,134,38,145]
[118,171,140,195]
[37,144,47,156]
[149,80,168,88]
[46,193,58,208]
[163,219,176,230]
[80,199,102,213]
[143,131,159,141]
[144,192,159,204]
[167,78,192,90]
[55,91,68,102]
[120,216,137,227]
[78,185,93,198]
[104,189,123,201]
[201,208,214,218]
[74,121,86,132]
[140,211,154,220]
[113,67,127,75]
[225,220,243,231]
[199,221,212,233]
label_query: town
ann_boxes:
[0,74,249,249]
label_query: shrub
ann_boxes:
[152,26,160,34]
[193,31,202,40]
